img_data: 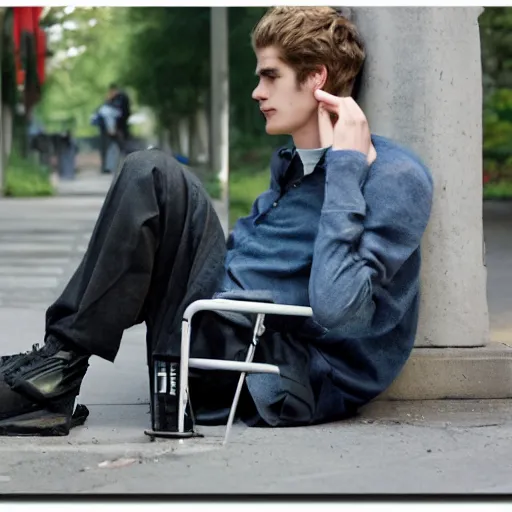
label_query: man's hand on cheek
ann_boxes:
[314,89,377,165]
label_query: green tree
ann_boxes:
[120,7,285,166]
[480,7,512,178]
[228,7,289,167]
[228,7,266,141]
[38,7,129,136]
[480,7,512,94]
[121,7,210,145]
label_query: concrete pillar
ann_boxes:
[196,108,209,164]
[178,117,189,157]
[352,8,512,401]
[210,7,229,234]
[355,7,489,348]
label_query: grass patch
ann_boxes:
[4,152,54,197]
[202,173,222,200]
[192,164,222,200]
[229,167,269,229]
[484,181,512,200]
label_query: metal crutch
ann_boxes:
[223,313,266,445]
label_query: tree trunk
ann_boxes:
[169,122,180,155]
[177,117,189,157]
[2,104,13,160]
[197,107,209,165]
[188,111,197,163]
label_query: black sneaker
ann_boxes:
[0,339,90,436]
[0,345,43,423]
[3,338,90,404]
[0,344,37,373]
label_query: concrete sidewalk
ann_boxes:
[0,168,511,494]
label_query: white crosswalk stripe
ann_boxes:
[0,197,104,308]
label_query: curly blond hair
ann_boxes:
[251,7,365,97]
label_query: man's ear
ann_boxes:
[311,65,328,91]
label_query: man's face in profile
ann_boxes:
[252,46,320,138]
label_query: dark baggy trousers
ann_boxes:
[44,149,317,427]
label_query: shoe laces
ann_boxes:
[3,341,62,380]
[0,343,41,367]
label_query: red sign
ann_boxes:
[12,7,46,86]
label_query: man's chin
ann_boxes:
[265,123,287,136]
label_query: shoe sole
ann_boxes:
[0,400,89,437]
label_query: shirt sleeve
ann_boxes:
[309,148,433,337]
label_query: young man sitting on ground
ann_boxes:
[0,7,433,435]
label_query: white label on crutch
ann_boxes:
[169,364,177,396]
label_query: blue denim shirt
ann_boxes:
[220,135,433,423]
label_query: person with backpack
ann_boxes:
[91,95,122,174]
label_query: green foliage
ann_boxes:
[484,89,512,155]
[484,181,512,200]
[202,173,222,199]
[480,7,512,93]
[5,151,54,197]
[120,7,285,156]
[228,8,291,166]
[36,7,284,166]
[480,8,512,180]
[38,7,130,136]
[228,8,266,139]
[229,166,269,228]
[37,6,512,194]
[121,7,210,130]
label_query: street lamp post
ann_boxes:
[210,7,230,235]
